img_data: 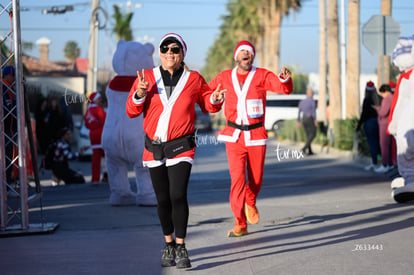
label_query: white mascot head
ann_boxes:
[392,35,414,72]
[112,39,154,76]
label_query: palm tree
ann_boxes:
[318,0,328,125]
[64,40,80,63]
[261,0,301,72]
[202,0,302,79]
[202,0,260,81]
[327,0,341,129]
[346,0,360,119]
[377,0,392,86]
[112,5,134,41]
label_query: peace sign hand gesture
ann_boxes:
[135,69,149,98]
[212,83,227,102]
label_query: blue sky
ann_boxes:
[2,0,414,74]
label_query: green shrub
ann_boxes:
[277,117,370,156]
[332,119,355,150]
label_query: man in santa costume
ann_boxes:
[84,91,106,185]
[102,40,156,206]
[209,40,293,237]
[388,35,414,203]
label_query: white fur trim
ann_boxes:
[93,93,101,101]
[234,45,254,61]
[153,67,190,142]
[143,157,193,168]
[278,75,291,83]
[132,93,146,104]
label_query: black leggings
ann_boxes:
[149,162,192,239]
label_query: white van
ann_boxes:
[264,93,317,133]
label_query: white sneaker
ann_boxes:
[51,174,62,186]
[364,164,375,171]
[374,165,390,173]
[392,184,414,203]
[391,177,404,189]
[385,165,395,172]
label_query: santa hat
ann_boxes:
[88,92,101,103]
[158,33,187,57]
[366,81,376,91]
[389,80,396,92]
[234,40,255,61]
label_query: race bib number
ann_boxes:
[246,99,263,118]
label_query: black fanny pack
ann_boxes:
[227,121,263,131]
[145,133,196,160]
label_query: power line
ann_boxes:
[19,19,414,32]
[108,0,227,5]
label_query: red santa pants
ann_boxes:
[225,134,266,228]
[91,148,104,183]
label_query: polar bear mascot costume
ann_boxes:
[388,35,414,203]
[102,40,156,206]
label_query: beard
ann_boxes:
[237,57,253,71]
[238,63,252,71]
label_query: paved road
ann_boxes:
[1,135,413,275]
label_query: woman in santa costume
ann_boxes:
[209,40,293,237]
[388,35,414,203]
[84,92,106,185]
[126,33,225,269]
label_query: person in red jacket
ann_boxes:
[126,33,225,269]
[84,92,107,184]
[209,40,293,237]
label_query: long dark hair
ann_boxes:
[365,86,381,106]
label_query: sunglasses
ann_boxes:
[160,45,181,54]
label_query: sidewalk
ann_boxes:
[1,138,413,275]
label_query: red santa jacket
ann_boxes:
[209,66,293,146]
[84,104,106,148]
[126,66,223,167]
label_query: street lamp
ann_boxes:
[87,1,107,95]
[42,5,73,15]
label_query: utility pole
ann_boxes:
[340,0,346,119]
[87,0,100,95]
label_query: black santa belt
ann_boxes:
[145,133,196,160]
[227,121,263,131]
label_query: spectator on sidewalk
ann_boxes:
[356,81,381,171]
[46,97,67,145]
[373,84,394,173]
[51,127,85,185]
[35,97,50,155]
[297,88,318,155]
[2,65,16,186]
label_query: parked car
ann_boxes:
[265,94,318,135]
[194,105,213,132]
